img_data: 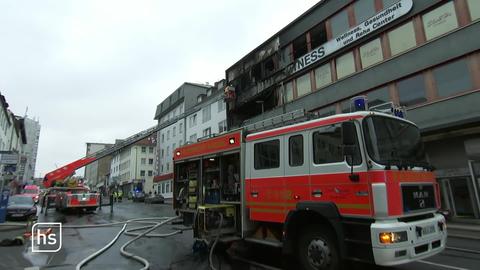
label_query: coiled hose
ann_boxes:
[69,216,181,270]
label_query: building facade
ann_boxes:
[109,136,156,195]
[185,80,228,144]
[0,93,28,193]
[21,117,41,183]
[153,82,210,198]
[226,0,480,221]
[84,143,113,190]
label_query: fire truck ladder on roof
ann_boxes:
[243,109,311,133]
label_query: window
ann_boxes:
[167,130,170,140]
[202,104,211,123]
[173,143,176,151]
[140,170,145,177]
[388,21,416,56]
[141,147,146,153]
[360,38,383,68]
[313,126,343,164]
[161,134,164,142]
[167,162,170,171]
[161,149,164,158]
[367,86,390,108]
[433,58,473,98]
[422,1,458,41]
[179,139,183,146]
[317,106,336,117]
[397,74,427,107]
[207,89,212,96]
[167,146,170,156]
[161,183,165,193]
[149,158,154,165]
[314,63,332,89]
[218,100,226,112]
[284,81,294,103]
[310,23,327,49]
[148,171,153,176]
[161,165,164,172]
[467,0,480,21]
[179,123,183,134]
[336,52,356,79]
[190,114,197,127]
[330,9,349,38]
[173,127,176,136]
[292,35,308,59]
[296,73,311,97]
[203,127,211,137]
[190,134,197,142]
[254,140,280,170]
[149,147,154,153]
[354,0,376,24]
[289,135,304,167]
[141,158,146,165]
[218,120,227,133]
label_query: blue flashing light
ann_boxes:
[351,96,368,112]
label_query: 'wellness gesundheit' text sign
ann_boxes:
[290,0,413,74]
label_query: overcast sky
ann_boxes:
[0,0,318,178]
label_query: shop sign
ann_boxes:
[0,152,18,165]
[290,0,413,74]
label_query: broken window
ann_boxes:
[292,35,308,59]
[263,55,277,78]
[310,23,327,49]
[251,63,262,82]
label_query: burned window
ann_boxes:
[292,35,308,59]
[263,55,277,78]
[310,23,327,49]
[289,135,304,167]
[251,63,262,81]
[254,139,280,170]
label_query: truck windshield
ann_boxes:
[363,115,427,168]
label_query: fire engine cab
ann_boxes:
[173,100,446,270]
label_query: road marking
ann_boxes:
[418,260,470,270]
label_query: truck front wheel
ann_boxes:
[297,225,340,270]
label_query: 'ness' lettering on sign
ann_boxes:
[289,0,413,75]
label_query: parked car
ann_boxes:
[22,185,40,203]
[6,195,37,220]
[131,191,145,202]
[144,194,165,204]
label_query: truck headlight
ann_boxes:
[379,231,408,244]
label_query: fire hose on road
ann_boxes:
[57,216,181,270]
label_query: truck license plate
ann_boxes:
[421,225,435,236]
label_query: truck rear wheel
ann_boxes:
[297,225,340,270]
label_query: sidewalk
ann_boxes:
[447,220,480,240]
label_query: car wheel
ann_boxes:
[297,225,341,270]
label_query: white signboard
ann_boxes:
[0,153,18,165]
[290,0,413,74]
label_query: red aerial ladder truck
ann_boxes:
[43,125,162,188]
[173,99,447,270]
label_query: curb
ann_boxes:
[448,233,480,241]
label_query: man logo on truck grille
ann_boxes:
[419,199,426,208]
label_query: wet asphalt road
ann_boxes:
[1,201,480,270]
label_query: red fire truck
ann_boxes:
[54,187,100,212]
[173,106,446,269]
